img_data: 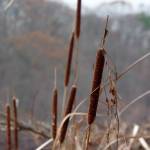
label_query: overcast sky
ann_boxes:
[60,0,150,9]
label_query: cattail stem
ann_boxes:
[88,49,105,125]
[6,104,11,150]
[85,125,91,150]
[75,0,82,39]
[100,15,109,48]
[12,97,18,150]
[59,85,77,143]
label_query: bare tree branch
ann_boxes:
[0,112,50,139]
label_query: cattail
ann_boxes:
[51,88,58,139]
[51,68,58,139]
[6,104,11,150]
[59,85,77,143]
[12,97,18,150]
[75,0,82,39]
[88,49,105,125]
[64,32,75,87]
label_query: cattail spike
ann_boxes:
[64,32,75,87]
[51,88,58,139]
[59,85,77,143]
[75,0,82,39]
[88,49,105,125]
[54,67,57,89]
[101,16,109,48]
[6,104,11,150]
[12,96,18,150]
[51,69,58,139]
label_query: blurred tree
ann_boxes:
[138,13,150,29]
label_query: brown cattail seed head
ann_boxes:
[88,49,105,124]
[6,104,11,150]
[59,85,77,143]
[51,88,58,139]
[13,96,18,150]
[64,32,75,86]
[75,0,81,39]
